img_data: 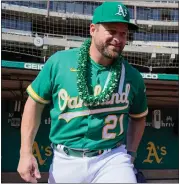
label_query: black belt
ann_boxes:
[56,142,122,157]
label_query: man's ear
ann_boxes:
[90,24,98,37]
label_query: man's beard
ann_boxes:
[95,41,123,60]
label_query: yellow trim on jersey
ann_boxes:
[27,85,50,104]
[129,108,148,118]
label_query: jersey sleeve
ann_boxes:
[129,73,148,118]
[26,53,56,104]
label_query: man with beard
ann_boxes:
[17,1,148,183]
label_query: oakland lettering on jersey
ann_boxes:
[57,84,131,122]
[58,84,130,111]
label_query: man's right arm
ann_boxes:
[20,96,45,155]
[17,97,45,182]
[17,52,58,182]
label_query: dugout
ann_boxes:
[1,60,179,183]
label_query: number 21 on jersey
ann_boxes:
[102,114,124,139]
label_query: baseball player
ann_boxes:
[17,1,148,183]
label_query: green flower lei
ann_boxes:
[77,38,122,106]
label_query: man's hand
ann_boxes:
[17,153,41,183]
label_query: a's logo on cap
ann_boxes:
[115,5,128,17]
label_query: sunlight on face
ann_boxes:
[92,23,128,59]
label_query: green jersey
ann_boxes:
[27,48,148,150]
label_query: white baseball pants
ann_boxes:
[48,144,137,183]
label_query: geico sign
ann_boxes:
[24,63,44,70]
[141,73,158,79]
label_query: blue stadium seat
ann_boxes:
[170,9,178,21]
[145,34,150,41]
[16,21,23,30]
[25,21,32,31]
[84,3,93,15]
[74,3,83,14]
[49,1,54,11]
[176,34,179,42]
[162,33,169,42]
[170,33,179,42]
[51,2,58,12]
[57,2,66,13]
[134,33,145,41]
[2,19,6,28]
[66,2,75,13]
[137,7,150,20]
[16,21,31,31]
[151,9,160,20]
[174,10,178,21]
[3,19,16,29]
[150,33,162,41]
[19,1,30,7]
[5,1,15,5]
[128,7,134,19]
[150,33,155,41]
[169,34,174,42]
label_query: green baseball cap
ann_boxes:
[92,1,138,30]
